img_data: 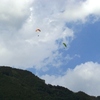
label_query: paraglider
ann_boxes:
[35,28,41,37]
[63,43,67,47]
[36,29,41,32]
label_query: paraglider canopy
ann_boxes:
[63,43,67,47]
[36,29,41,32]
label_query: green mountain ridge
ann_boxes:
[0,66,99,100]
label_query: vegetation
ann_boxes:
[0,66,99,100]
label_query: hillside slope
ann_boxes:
[0,66,99,100]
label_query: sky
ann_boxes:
[0,0,100,96]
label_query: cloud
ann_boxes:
[0,0,74,69]
[41,61,100,96]
[0,0,33,29]
[62,0,100,22]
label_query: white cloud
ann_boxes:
[62,0,100,22]
[41,61,100,96]
[0,0,33,29]
[0,0,74,69]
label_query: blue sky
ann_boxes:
[67,21,100,65]
[0,0,100,96]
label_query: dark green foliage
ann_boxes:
[0,66,99,100]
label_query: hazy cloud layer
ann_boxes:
[41,61,100,96]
